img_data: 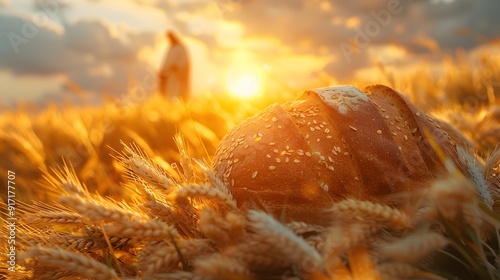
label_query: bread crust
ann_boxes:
[212,85,465,224]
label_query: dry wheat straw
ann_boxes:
[378,231,448,264]
[140,239,214,276]
[27,246,118,280]
[175,184,237,209]
[328,199,410,229]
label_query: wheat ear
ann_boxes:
[194,254,253,280]
[60,195,144,223]
[26,246,118,280]
[23,211,82,225]
[43,162,89,197]
[242,210,322,269]
[175,184,237,209]
[198,207,246,246]
[328,199,410,229]
[287,221,325,236]
[428,176,478,221]
[139,239,214,276]
[117,141,177,191]
[60,195,179,239]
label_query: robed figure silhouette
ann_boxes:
[158,31,191,100]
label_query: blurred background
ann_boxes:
[0,0,499,107]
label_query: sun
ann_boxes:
[225,65,263,98]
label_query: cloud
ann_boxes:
[0,12,66,74]
[203,0,500,79]
[224,0,499,52]
[0,10,157,98]
[1,0,500,105]
[0,0,10,8]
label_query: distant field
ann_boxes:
[2,56,500,279]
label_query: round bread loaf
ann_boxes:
[212,85,466,224]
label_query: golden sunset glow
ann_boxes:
[225,65,263,98]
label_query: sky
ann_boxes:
[0,0,499,107]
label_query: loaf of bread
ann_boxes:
[212,85,468,224]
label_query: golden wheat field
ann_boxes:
[1,54,500,280]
